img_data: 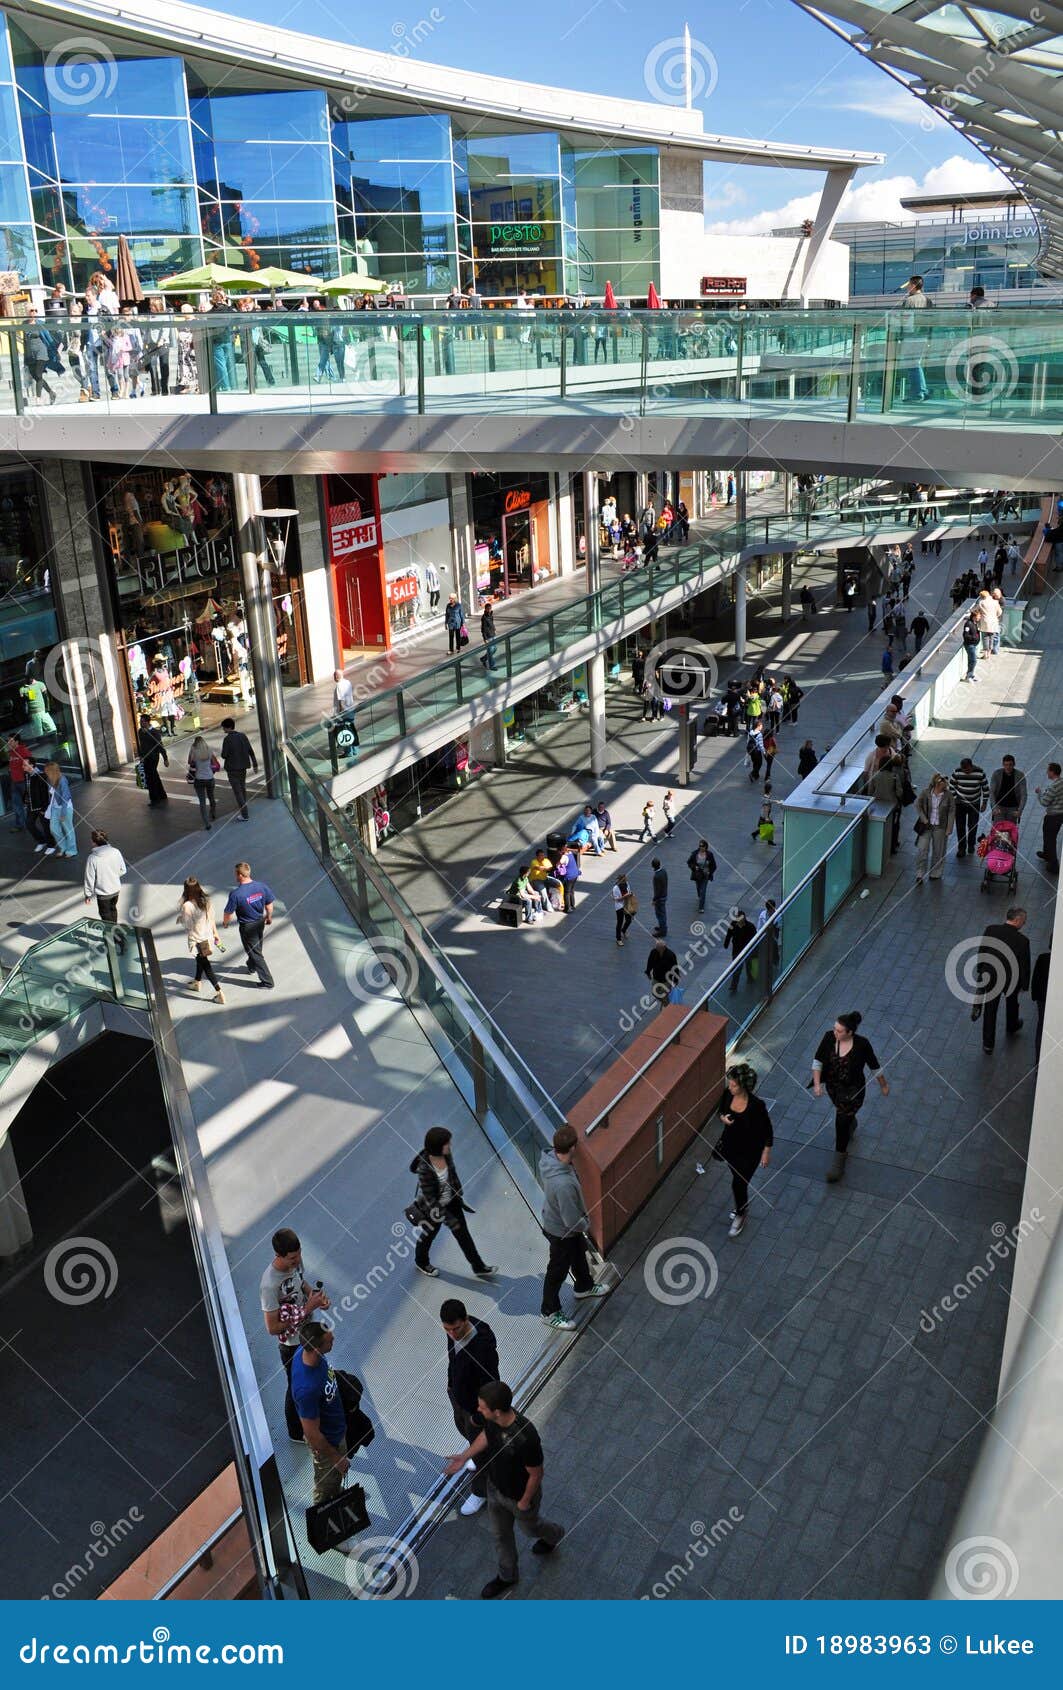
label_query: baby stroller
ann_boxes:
[978,817,1019,893]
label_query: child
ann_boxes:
[752,785,775,843]
[640,798,656,842]
[662,791,675,838]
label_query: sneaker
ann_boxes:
[481,1577,517,1599]
[187,981,201,993]
[473,1265,497,1279]
[728,1213,746,1238]
[288,1433,306,1446]
[540,1312,576,1331]
[416,1262,440,1278]
[44,847,57,856]
[246,960,257,973]
[213,991,225,1005]
[34,844,45,853]
[460,1494,486,1516]
[532,1531,564,1555]
[574,1283,611,1299]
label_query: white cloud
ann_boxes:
[829,79,946,130]
[706,155,1015,235]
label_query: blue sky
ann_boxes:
[236,0,1005,226]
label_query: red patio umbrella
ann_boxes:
[646,282,662,310]
[602,280,618,310]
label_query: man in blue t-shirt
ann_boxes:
[222,860,275,988]
[290,1321,348,1504]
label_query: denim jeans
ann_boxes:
[964,641,979,677]
[8,782,26,829]
[49,800,76,856]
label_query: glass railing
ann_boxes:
[0,919,147,1066]
[5,307,1061,427]
[284,743,566,1171]
[584,811,869,1134]
[291,490,1019,779]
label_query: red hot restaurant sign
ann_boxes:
[701,276,747,297]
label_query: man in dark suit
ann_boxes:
[440,1299,499,1517]
[978,907,1031,1053]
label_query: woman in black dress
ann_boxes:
[812,1011,889,1183]
[712,1063,773,1238]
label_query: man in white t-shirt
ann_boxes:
[260,1226,328,1443]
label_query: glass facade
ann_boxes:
[846,218,1042,297]
[0,466,81,793]
[0,10,664,299]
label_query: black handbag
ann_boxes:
[305,1483,370,1554]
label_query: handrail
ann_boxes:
[284,741,566,1149]
[134,928,308,1601]
[294,491,1016,772]
[151,1508,245,1601]
[583,810,867,1136]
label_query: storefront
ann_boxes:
[324,473,386,653]
[0,465,83,785]
[91,464,308,744]
[471,473,553,597]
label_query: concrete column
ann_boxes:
[354,793,377,855]
[583,470,601,595]
[636,472,649,515]
[472,713,507,769]
[734,563,748,662]
[551,473,576,576]
[447,473,477,611]
[232,472,285,799]
[292,475,338,681]
[0,1134,32,1260]
[781,558,793,622]
[735,470,748,531]
[43,461,132,773]
[587,652,607,778]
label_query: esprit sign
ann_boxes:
[701,276,747,297]
[329,499,378,558]
[503,488,531,514]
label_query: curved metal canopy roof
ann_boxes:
[793,0,1063,275]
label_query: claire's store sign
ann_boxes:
[503,488,531,514]
[119,537,234,598]
[329,499,379,559]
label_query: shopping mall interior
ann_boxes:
[0,0,1061,1619]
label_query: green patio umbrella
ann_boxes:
[251,265,325,293]
[157,263,265,293]
[319,269,390,296]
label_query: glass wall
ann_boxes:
[334,112,456,293]
[195,85,337,278]
[0,11,666,299]
[9,21,201,292]
[566,142,660,301]
[456,128,565,296]
[0,466,81,794]
[848,219,1041,297]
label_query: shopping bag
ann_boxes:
[458,624,469,647]
[305,1483,371,1554]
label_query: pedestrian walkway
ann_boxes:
[405,578,1061,1601]
[0,799,559,1598]
[377,529,975,1108]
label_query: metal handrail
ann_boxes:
[135,927,308,1601]
[152,1508,245,1601]
[284,741,566,1141]
[583,811,867,1136]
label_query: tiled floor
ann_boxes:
[405,576,1061,1600]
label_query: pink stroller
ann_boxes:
[979,817,1019,894]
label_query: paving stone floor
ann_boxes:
[404,571,1061,1600]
